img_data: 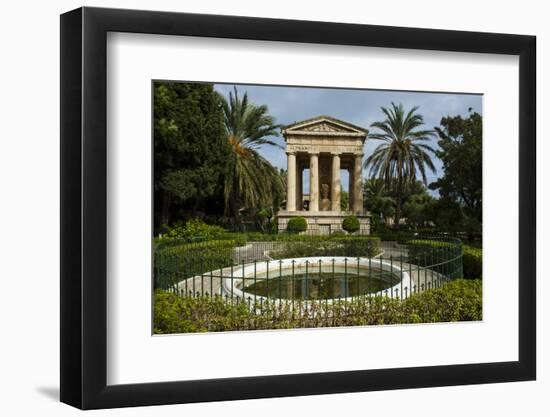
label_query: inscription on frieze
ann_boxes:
[287,144,361,154]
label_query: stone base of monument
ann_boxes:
[277,211,371,235]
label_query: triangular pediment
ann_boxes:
[282,116,367,135]
[303,121,348,132]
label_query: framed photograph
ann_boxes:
[60,6,536,409]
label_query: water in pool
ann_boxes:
[241,268,399,300]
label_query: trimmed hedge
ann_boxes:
[342,215,360,233]
[406,239,459,267]
[269,236,381,259]
[287,217,307,233]
[154,240,236,289]
[153,279,482,333]
[463,245,482,279]
[230,232,378,243]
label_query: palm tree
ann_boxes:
[219,87,284,226]
[364,102,436,225]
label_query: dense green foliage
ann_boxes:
[153,279,482,333]
[406,239,459,266]
[363,178,395,228]
[154,290,251,333]
[400,279,482,323]
[286,217,307,233]
[153,82,230,234]
[153,81,483,242]
[462,245,483,279]
[342,215,360,233]
[220,87,285,226]
[223,231,385,243]
[270,236,381,259]
[154,240,236,289]
[364,178,437,232]
[430,111,482,235]
[404,239,480,281]
[160,219,225,242]
[365,103,437,225]
[402,192,436,229]
[153,83,285,234]
[255,207,275,233]
[361,107,483,239]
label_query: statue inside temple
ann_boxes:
[320,183,331,211]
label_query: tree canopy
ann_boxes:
[219,87,284,226]
[153,82,230,234]
[365,102,437,224]
[430,110,482,231]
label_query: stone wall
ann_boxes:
[277,211,370,235]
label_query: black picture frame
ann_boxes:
[60,6,536,410]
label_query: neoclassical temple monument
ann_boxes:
[277,116,371,234]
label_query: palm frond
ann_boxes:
[365,102,437,195]
[219,87,283,219]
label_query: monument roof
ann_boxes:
[281,115,368,137]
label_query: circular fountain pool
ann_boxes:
[222,257,412,302]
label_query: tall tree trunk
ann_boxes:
[395,195,402,226]
[224,188,240,231]
[394,177,403,226]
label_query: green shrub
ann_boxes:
[243,231,278,242]
[402,279,482,322]
[218,232,248,246]
[153,290,251,333]
[233,235,247,247]
[154,240,235,289]
[372,231,415,244]
[241,232,383,244]
[269,241,332,259]
[153,279,482,333]
[406,238,460,267]
[463,245,482,279]
[342,215,360,233]
[329,230,347,237]
[269,236,381,259]
[287,217,308,233]
[162,219,226,242]
[333,236,381,257]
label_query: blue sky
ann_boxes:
[214,83,482,193]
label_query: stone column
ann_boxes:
[286,152,296,212]
[348,167,354,212]
[352,153,364,213]
[331,153,341,212]
[309,153,319,212]
[296,165,303,210]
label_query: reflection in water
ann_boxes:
[242,268,398,300]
